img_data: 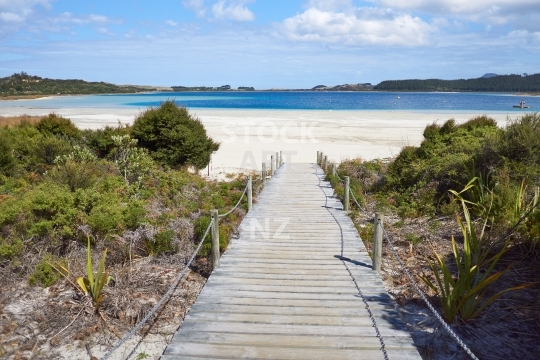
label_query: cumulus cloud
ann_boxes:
[212,0,254,21]
[0,0,50,24]
[182,0,207,18]
[279,6,434,46]
[303,0,354,12]
[182,0,255,22]
[374,0,539,15]
[373,0,540,27]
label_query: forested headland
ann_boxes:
[374,73,540,92]
[0,72,156,97]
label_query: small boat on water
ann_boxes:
[514,100,530,108]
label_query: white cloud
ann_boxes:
[373,0,540,27]
[0,0,50,24]
[182,0,207,18]
[165,19,178,26]
[304,0,354,12]
[279,7,434,46]
[52,12,112,25]
[182,0,255,22]
[212,0,255,22]
[374,0,539,15]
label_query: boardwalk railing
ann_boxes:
[101,151,285,360]
[318,151,479,360]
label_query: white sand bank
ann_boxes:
[0,106,513,177]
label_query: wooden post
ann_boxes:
[275,152,279,170]
[317,151,320,165]
[320,152,324,167]
[271,155,275,176]
[344,176,350,212]
[373,214,383,272]
[211,209,220,269]
[279,151,283,166]
[262,163,266,186]
[332,162,336,177]
[324,156,328,172]
[247,174,252,212]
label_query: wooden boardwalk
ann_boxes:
[162,163,422,359]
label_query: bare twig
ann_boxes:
[50,300,90,343]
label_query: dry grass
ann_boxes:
[0,115,43,127]
[352,202,540,360]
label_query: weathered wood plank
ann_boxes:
[162,163,421,359]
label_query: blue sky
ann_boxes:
[0,0,539,88]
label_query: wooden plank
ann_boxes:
[161,163,422,359]
[169,332,417,350]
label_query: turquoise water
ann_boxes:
[1,91,538,111]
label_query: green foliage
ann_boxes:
[81,125,132,158]
[0,132,15,176]
[77,237,113,310]
[383,116,500,217]
[110,134,154,187]
[0,72,155,96]
[405,233,422,245]
[132,101,220,169]
[36,114,80,138]
[0,237,23,261]
[145,229,176,256]
[357,223,374,243]
[421,190,531,323]
[375,73,540,92]
[29,254,62,287]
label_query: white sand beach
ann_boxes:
[1,106,512,177]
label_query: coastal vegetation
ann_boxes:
[0,72,156,97]
[330,113,540,357]
[375,73,540,92]
[0,103,249,358]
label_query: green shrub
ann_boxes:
[132,101,219,169]
[404,233,422,245]
[29,254,62,287]
[36,113,80,139]
[81,125,132,158]
[26,182,77,237]
[145,229,176,255]
[0,237,23,261]
[0,132,15,176]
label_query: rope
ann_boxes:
[380,225,480,360]
[313,164,389,360]
[218,183,249,218]
[328,168,366,213]
[100,219,214,360]
[349,187,368,213]
[324,159,479,359]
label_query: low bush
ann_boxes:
[132,101,220,169]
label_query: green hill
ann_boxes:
[374,73,540,92]
[0,72,156,97]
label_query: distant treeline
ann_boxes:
[374,73,540,92]
[0,72,155,96]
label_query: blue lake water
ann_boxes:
[1,91,538,112]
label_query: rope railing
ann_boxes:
[218,183,249,218]
[318,151,479,360]
[102,154,284,359]
[381,225,480,360]
[313,164,388,360]
[101,218,214,360]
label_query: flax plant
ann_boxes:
[51,237,113,310]
[421,180,534,323]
